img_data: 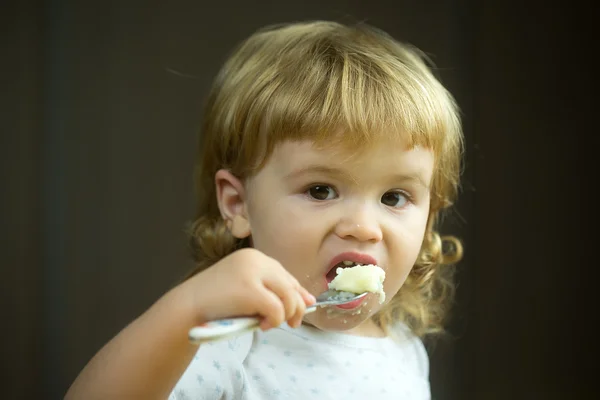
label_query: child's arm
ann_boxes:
[65,248,315,399]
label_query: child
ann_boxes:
[66,20,464,399]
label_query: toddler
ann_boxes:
[66,20,464,399]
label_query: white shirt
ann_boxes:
[170,323,430,399]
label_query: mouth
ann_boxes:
[335,295,368,309]
[325,252,378,284]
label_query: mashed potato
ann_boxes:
[328,264,386,303]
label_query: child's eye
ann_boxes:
[307,185,337,200]
[381,191,409,208]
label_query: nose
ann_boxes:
[334,203,383,243]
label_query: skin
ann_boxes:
[220,138,434,336]
[64,137,434,399]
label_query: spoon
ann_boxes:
[188,289,367,344]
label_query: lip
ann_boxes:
[335,295,368,309]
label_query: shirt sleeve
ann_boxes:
[169,333,253,400]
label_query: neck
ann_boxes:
[302,318,387,338]
[344,318,386,337]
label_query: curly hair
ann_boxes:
[184,20,464,338]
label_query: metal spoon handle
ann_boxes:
[187,292,366,344]
[187,303,323,344]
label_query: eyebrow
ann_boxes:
[284,164,430,188]
[390,172,430,189]
[284,165,356,182]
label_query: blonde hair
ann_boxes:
[186,20,464,338]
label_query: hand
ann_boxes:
[182,248,316,330]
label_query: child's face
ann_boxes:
[241,137,433,335]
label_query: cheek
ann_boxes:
[383,258,415,302]
[384,216,429,290]
[248,204,330,291]
[248,202,319,261]
[390,216,427,256]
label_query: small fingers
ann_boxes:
[299,286,316,306]
[251,257,316,330]
[263,275,303,322]
[287,291,306,328]
[255,287,285,331]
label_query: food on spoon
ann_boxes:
[328,264,386,303]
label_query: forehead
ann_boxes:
[267,139,434,179]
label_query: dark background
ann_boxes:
[2,0,592,399]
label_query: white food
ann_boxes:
[328,264,386,303]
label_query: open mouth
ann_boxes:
[326,260,365,283]
[325,258,387,305]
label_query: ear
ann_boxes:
[215,169,251,239]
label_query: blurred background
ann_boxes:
[2,0,592,399]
